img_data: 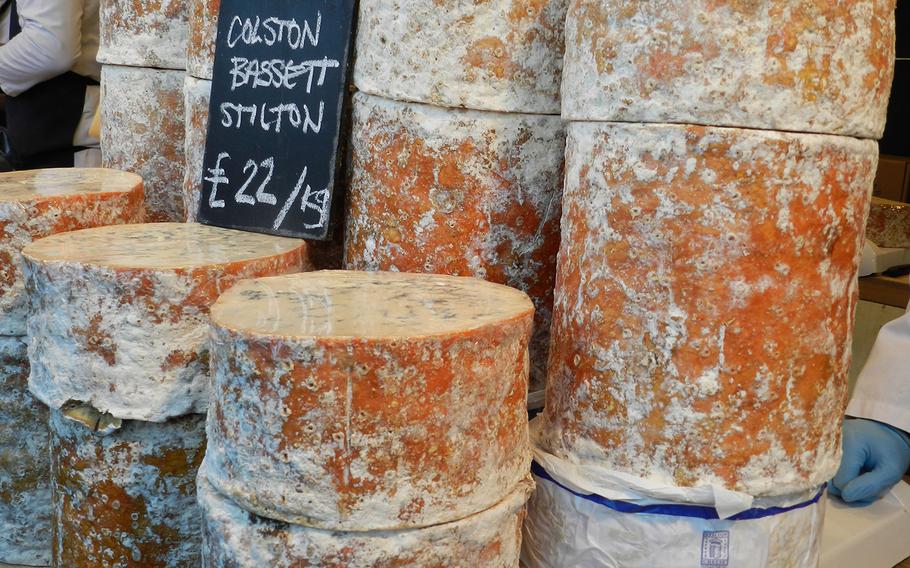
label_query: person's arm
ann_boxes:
[831,306,910,503]
[0,0,83,96]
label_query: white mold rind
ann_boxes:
[562,0,895,138]
[98,0,189,69]
[354,0,567,113]
[24,223,308,422]
[540,122,877,496]
[199,471,533,568]
[50,410,205,567]
[344,92,564,397]
[102,65,187,223]
[0,337,50,567]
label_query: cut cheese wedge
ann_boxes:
[51,409,205,568]
[204,270,533,530]
[0,337,50,567]
[345,92,563,400]
[866,197,910,249]
[540,122,878,497]
[354,0,567,113]
[199,471,533,567]
[97,0,189,69]
[0,168,144,336]
[562,0,895,138]
[23,223,309,422]
[102,65,187,222]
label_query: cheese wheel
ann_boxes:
[50,409,205,568]
[199,472,533,568]
[183,76,212,223]
[354,0,567,113]
[97,0,189,69]
[562,0,895,138]
[866,196,910,249]
[522,468,825,568]
[0,337,50,567]
[204,270,534,530]
[188,0,220,80]
[24,223,309,422]
[102,65,187,222]
[539,122,877,496]
[0,168,144,336]
[344,93,564,402]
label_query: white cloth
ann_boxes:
[0,0,101,96]
[847,300,910,434]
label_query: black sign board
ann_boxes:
[197,0,355,239]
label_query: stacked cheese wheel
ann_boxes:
[99,0,190,221]
[0,168,144,567]
[345,0,569,407]
[183,0,217,224]
[523,1,894,566]
[23,223,309,567]
[198,271,535,567]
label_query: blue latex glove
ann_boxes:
[830,419,910,504]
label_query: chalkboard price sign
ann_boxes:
[197,0,355,239]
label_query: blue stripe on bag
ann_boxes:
[530,461,824,521]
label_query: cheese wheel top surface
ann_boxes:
[23,223,303,270]
[0,168,142,203]
[212,270,534,339]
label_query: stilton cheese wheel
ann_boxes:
[183,76,212,223]
[188,0,220,80]
[866,197,910,249]
[344,92,563,403]
[0,168,144,336]
[538,122,877,496]
[354,0,567,113]
[50,408,205,568]
[97,0,189,69]
[23,223,309,422]
[199,472,533,568]
[102,65,187,222]
[562,0,895,138]
[203,270,534,530]
[0,337,50,567]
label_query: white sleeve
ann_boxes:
[0,0,83,96]
[847,300,910,434]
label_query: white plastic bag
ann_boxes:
[522,462,825,568]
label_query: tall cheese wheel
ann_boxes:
[539,122,877,496]
[188,0,220,80]
[866,197,910,248]
[562,0,895,138]
[0,168,144,336]
[344,93,564,402]
[204,271,534,530]
[199,472,533,568]
[51,409,205,568]
[97,0,189,69]
[354,0,567,113]
[183,76,212,223]
[23,223,309,422]
[102,65,187,222]
[0,337,50,566]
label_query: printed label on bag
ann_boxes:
[701,530,730,567]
